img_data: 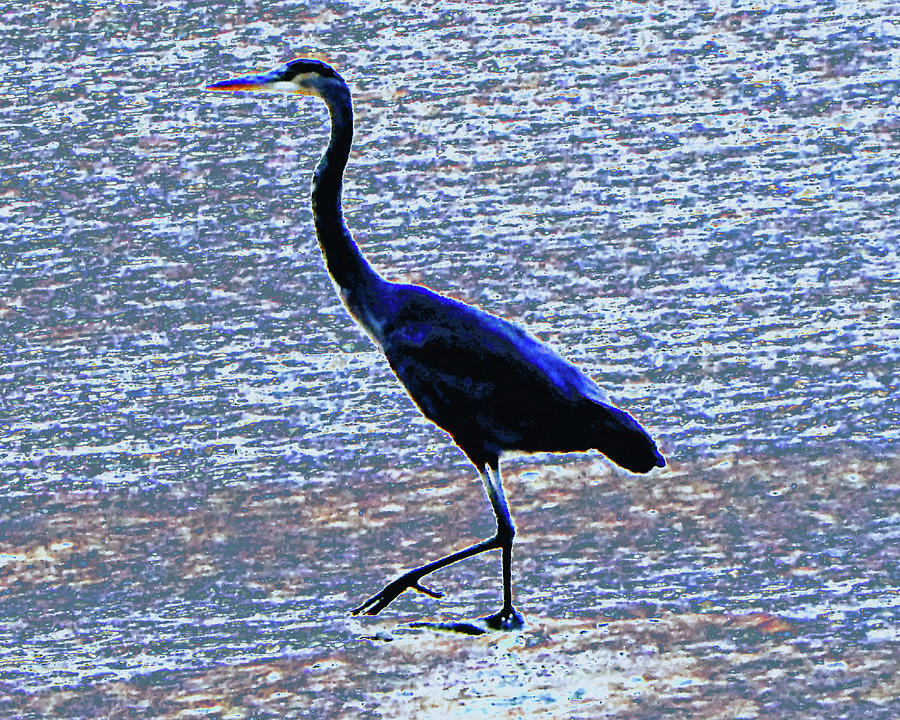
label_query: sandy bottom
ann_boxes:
[2,451,897,719]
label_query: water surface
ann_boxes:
[1,1,898,718]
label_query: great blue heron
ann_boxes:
[207,59,665,630]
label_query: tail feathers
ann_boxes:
[590,402,665,474]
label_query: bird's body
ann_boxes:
[366,280,661,473]
[208,59,665,629]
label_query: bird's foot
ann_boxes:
[351,570,443,616]
[481,606,525,631]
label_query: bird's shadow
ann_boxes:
[358,618,499,641]
[407,619,489,636]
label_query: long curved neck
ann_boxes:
[312,83,379,293]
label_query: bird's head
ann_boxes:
[206,58,345,99]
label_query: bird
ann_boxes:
[206,58,665,630]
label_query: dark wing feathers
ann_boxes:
[378,285,662,472]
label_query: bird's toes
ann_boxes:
[481,607,525,631]
[352,573,443,617]
[351,593,386,616]
[411,581,443,599]
[350,600,371,616]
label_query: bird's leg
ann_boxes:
[479,461,525,630]
[352,461,524,630]
[350,533,503,616]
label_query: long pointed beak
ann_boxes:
[205,67,284,93]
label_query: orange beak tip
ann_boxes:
[205,80,262,92]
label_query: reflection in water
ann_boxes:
[1,0,898,717]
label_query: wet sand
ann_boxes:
[2,450,897,718]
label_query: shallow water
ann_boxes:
[1,1,898,718]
